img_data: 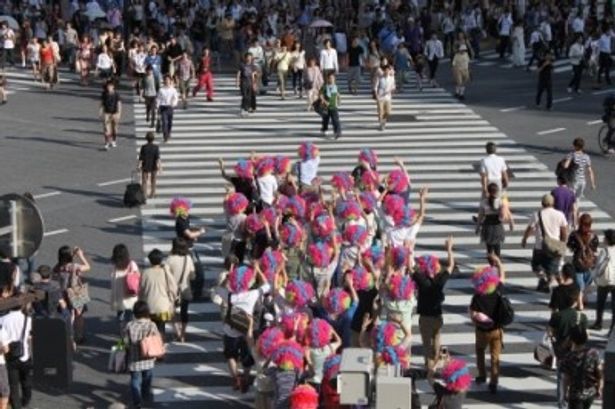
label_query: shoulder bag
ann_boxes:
[224,293,251,334]
[139,324,165,359]
[66,265,90,310]
[177,256,193,304]
[163,265,178,309]
[538,210,567,258]
[6,314,28,362]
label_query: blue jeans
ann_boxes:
[575,271,592,292]
[130,369,153,408]
[159,106,174,141]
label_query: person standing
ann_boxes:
[290,42,306,98]
[511,21,526,67]
[597,28,612,86]
[176,52,195,109]
[319,72,341,140]
[476,183,507,257]
[497,9,513,59]
[568,35,585,94]
[95,45,116,81]
[374,65,395,131]
[138,249,177,337]
[100,80,122,150]
[193,47,214,102]
[77,36,93,86]
[551,176,577,227]
[236,52,258,117]
[138,132,161,198]
[592,229,615,331]
[452,44,470,100]
[393,43,412,92]
[564,138,597,203]
[479,142,509,196]
[441,10,456,57]
[347,38,363,94]
[166,238,195,343]
[156,75,179,142]
[567,214,600,311]
[425,33,444,87]
[535,51,553,111]
[0,22,16,69]
[39,39,57,90]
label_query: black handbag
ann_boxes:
[6,313,28,362]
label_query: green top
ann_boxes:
[320,84,339,110]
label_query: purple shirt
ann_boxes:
[551,186,575,222]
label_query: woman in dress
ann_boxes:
[475,183,505,257]
[110,243,140,332]
[304,57,324,111]
[511,20,526,68]
[77,35,93,85]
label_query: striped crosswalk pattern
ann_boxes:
[473,49,573,74]
[133,73,612,408]
[0,67,79,93]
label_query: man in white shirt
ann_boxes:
[298,155,320,188]
[521,194,568,292]
[319,39,338,78]
[597,29,613,85]
[571,13,584,34]
[567,35,585,93]
[374,65,396,131]
[0,22,16,69]
[526,27,544,70]
[479,142,509,196]
[156,75,179,142]
[497,10,513,59]
[425,33,444,87]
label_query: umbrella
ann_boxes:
[0,16,19,30]
[310,19,333,28]
[85,8,106,21]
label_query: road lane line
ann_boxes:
[592,89,615,95]
[500,106,526,113]
[587,120,603,126]
[43,229,69,237]
[33,191,61,199]
[537,127,566,135]
[97,178,131,187]
[552,97,573,104]
[109,215,138,223]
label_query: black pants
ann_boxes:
[598,52,612,84]
[7,359,33,409]
[0,48,15,69]
[596,285,615,325]
[527,45,541,69]
[568,64,583,91]
[292,69,303,93]
[179,299,190,324]
[536,78,552,109]
[240,82,256,111]
[427,58,438,80]
[144,96,156,126]
[486,244,501,257]
[568,398,593,409]
[159,106,174,141]
[321,108,341,135]
[498,35,510,58]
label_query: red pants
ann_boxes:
[193,72,214,98]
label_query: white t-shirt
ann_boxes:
[257,174,278,205]
[0,326,8,365]
[2,28,15,49]
[223,283,271,337]
[386,223,422,247]
[0,311,31,362]
[528,207,567,250]
[299,157,320,185]
[479,154,507,186]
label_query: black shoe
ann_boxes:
[488,383,498,394]
[334,132,341,140]
[475,376,486,384]
[536,279,548,293]
[590,322,603,330]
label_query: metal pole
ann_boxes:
[9,200,17,258]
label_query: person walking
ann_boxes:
[374,65,395,131]
[347,38,363,95]
[138,249,177,338]
[476,183,506,257]
[156,75,179,142]
[0,22,16,69]
[138,131,161,198]
[237,52,258,117]
[95,45,116,82]
[319,39,338,79]
[452,44,470,100]
[568,35,585,94]
[290,42,306,98]
[479,142,509,196]
[319,72,341,140]
[597,28,612,86]
[511,21,526,67]
[110,244,140,332]
[100,80,122,150]
[549,264,580,312]
[551,175,577,227]
[166,238,195,343]
[142,66,157,128]
[193,47,214,102]
[273,44,291,100]
[176,52,194,109]
[425,33,444,87]
[39,38,58,90]
[561,327,603,409]
[497,9,513,59]
[591,229,615,331]
[535,51,553,111]
[564,138,597,204]
[305,57,324,111]
[77,35,93,86]
[124,301,160,409]
[526,26,545,70]
[393,43,412,92]
[567,213,600,311]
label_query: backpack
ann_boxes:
[574,233,597,271]
[124,262,140,296]
[496,293,514,327]
[555,158,577,185]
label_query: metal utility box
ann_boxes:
[339,348,373,405]
[376,376,413,409]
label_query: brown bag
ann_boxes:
[224,293,251,334]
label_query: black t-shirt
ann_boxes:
[230,176,255,202]
[101,91,121,114]
[549,282,580,311]
[348,45,364,67]
[470,285,503,330]
[166,43,183,60]
[539,59,553,81]
[414,270,450,317]
[239,63,257,85]
[139,143,160,172]
[175,216,194,247]
[351,288,379,333]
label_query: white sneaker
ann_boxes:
[240,110,248,117]
[608,148,615,154]
[104,143,110,151]
[567,87,572,93]
[111,141,117,148]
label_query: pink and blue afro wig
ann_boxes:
[343,224,369,247]
[358,148,378,169]
[257,326,285,360]
[387,169,410,194]
[228,265,256,293]
[260,248,284,283]
[224,192,249,216]
[275,155,292,175]
[273,339,305,371]
[390,246,411,270]
[388,274,416,301]
[362,245,386,269]
[290,384,319,409]
[307,242,333,268]
[280,222,303,248]
[245,213,265,235]
[285,280,315,309]
[331,172,354,192]
[472,266,500,295]
[169,197,191,217]
[335,199,362,221]
[311,214,336,239]
[324,288,352,316]
[308,318,333,348]
[442,359,472,393]
[234,159,254,179]
[415,255,441,278]
[350,265,374,291]
[256,156,275,177]
[298,142,319,161]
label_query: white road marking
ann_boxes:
[32,191,61,199]
[552,96,573,103]
[537,127,566,135]
[43,228,69,237]
[108,214,138,223]
[592,88,615,95]
[97,178,131,187]
[587,119,603,126]
[500,105,526,112]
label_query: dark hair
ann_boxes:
[561,262,575,280]
[133,300,151,318]
[145,131,155,143]
[37,265,52,279]
[605,229,615,246]
[485,142,496,154]
[224,255,239,271]
[569,325,588,345]
[148,249,164,266]
[171,237,190,256]
[573,137,585,150]
[578,213,593,238]
[105,80,115,88]
[111,244,131,270]
[57,245,73,266]
[487,183,499,210]
[557,175,567,185]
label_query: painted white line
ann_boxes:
[108,214,138,223]
[500,105,526,113]
[587,119,603,126]
[43,228,69,237]
[537,127,566,135]
[97,178,131,187]
[592,88,615,95]
[32,191,61,199]
[552,96,573,104]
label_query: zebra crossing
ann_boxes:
[133,73,613,408]
[473,49,573,74]
[0,67,82,94]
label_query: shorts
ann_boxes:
[178,79,190,95]
[223,335,255,367]
[0,364,8,397]
[575,271,592,291]
[104,113,120,135]
[572,180,586,201]
[531,248,560,277]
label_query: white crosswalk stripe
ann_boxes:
[473,49,574,74]
[133,74,611,408]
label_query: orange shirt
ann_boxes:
[40,46,54,65]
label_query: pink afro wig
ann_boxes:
[256,156,275,177]
[390,246,411,270]
[286,195,306,219]
[311,214,335,239]
[362,245,386,269]
[273,339,305,371]
[285,280,315,308]
[393,205,417,227]
[307,202,327,221]
[442,359,472,393]
[359,191,378,212]
[260,248,284,283]
[276,194,290,213]
[472,266,500,295]
[331,172,354,192]
[361,170,380,190]
[415,255,441,278]
[343,224,368,247]
[382,194,405,221]
[229,265,256,293]
[169,197,191,217]
[290,384,319,409]
[379,345,410,368]
[234,159,254,179]
[275,155,292,175]
[257,326,285,360]
[387,169,410,194]
[322,354,342,383]
[326,230,342,248]
[224,193,249,216]
[259,207,278,226]
[358,148,378,169]
[350,265,374,291]
[308,318,333,348]
[245,213,265,235]
[324,288,352,316]
[280,222,303,248]
[372,321,402,352]
[307,242,333,268]
[298,142,319,161]
[388,274,416,301]
[280,312,310,341]
[335,199,362,221]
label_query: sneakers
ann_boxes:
[334,132,341,140]
[104,143,111,150]
[111,141,117,148]
[378,122,385,131]
[240,110,248,117]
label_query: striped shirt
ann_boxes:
[567,151,591,182]
[124,318,158,372]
